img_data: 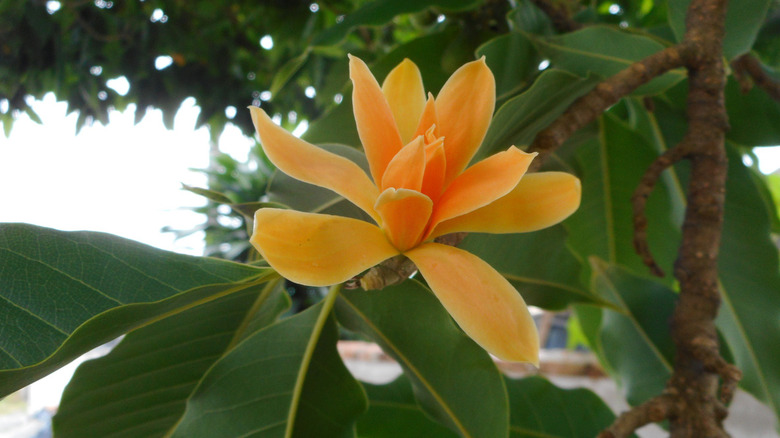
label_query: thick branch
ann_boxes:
[527,47,684,170]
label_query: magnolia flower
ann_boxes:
[248,55,581,364]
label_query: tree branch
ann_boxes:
[598,395,676,438]
[528,0,582,33]
[731,53,780,102]
[527,46,684,171]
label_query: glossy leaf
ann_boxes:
[506,375,616,438]
[532,26,685,95]
[668,0,771,60]
[0,224,272,397]
[170,294,367,437]
[476,32,539,100]
[477,69,600,159]
[312,0,482,47]
[715,145,780,425]
[336,281,508,438]
[358,375,458,438]
[458,227,602,310]
[725,73,780,146]
[53,282,291,437]
[565,112,681,283]
[589,259,676,406]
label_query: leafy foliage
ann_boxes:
[2,0,780,436]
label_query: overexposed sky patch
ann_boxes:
[0,93,252,256]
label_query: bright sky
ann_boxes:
[1,93,779,259]
[0,93,254,256]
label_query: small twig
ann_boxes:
[598,394,675,438]
[689,336,743,404]
[731,54,780,102]
[631,145,692,277]
[527,46,684,170]
[529,0,582,33]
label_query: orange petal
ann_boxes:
[374,188,433,252]
[382,59,426,144]
[435,57,496,185]
[381,135,426,192]
[405,243,539,363]
[251,209,399,286]
[430,172,582,238]
[249,107,380,223]
[413,93,438,139]
[350,55,404,184]
[420,139,446,203]
[428,147,536,234]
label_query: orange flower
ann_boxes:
[248,55,581,364]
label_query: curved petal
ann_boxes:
[428,147,536,235]
[435,57,496,185]
[349,55,404,184]
[430,172,581,238]
[421,139,446,203]
[405,243,539,364]
[374,188,433,252]
[413,93,438,139]
[381,135,425,192]
[249,107,380,223]
[251,209,399,286]
[382,59,426,144]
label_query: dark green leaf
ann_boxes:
[715,144,780,424]
[476,32,540,100]
[182,183,235,204]
[0,224,272,396]
[532,26,685,95]
[506,375,616,438]
[589,259,675,406]
[53,281,291,437]
[725,73,780,146]
[312,0,482,47]
[336,281,508,438]
[270,50,312,97]
[565,112,681,283]
[170,293,367,437]
[459,227,603,310]
[358,375,458,438]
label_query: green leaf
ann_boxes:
[358,375,458,438]
[565,112,681,282]
[589,259,675,406]
[476,32,540,100]
[0,224,272,397]
[336,281,508,438]
[458,227,603,310]
[531,26,685,95]
[668,0,771,60]
[269,50,312,97]
[715,144,780,425]
[265,143,373,221]
[170,289,367,437]
[182,183,235,204]
[53,281,291,437]
[477,69,601,159]
[725,73,780,146]
[506,376,616,438]
[312,0,482,47]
